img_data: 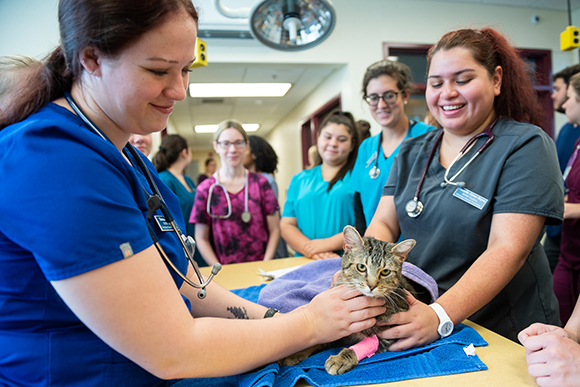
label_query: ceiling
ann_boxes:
[172,62,342,150]
[174,0,580,150]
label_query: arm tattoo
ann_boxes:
[227,306,249,319]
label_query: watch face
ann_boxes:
[440,321,454,336]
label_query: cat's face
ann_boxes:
[337,226,415,299]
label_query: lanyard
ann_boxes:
[63,92,220,298]
[563,143,580,184]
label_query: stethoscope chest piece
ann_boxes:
[369,166,380,179]
[241,211,251,223]
[405,198,423,218]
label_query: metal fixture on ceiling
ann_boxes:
[212,0,336,51]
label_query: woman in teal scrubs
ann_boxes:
[153,134,206,267]
[351,60,434,231]
[281,112,359,259]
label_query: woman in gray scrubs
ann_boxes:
[367,27,563,349]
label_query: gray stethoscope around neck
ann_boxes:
[404,115,498,218]
[369,119,416,179]
[64,92,221,299]
[207,168,251,223]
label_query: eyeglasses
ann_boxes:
[216,140,246,149]
[363,90,402,106]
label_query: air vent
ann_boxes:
[201,98,225,104]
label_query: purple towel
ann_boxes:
[258,258,439,313]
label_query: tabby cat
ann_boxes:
[279,225,428,375]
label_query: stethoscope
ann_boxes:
[207,168,251,223]
[368,120,416,179]
[405,115,498,218]
[64,92,221,299]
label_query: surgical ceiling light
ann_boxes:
[213,0,336,51]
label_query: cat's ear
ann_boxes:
[391,239,416,262]
[343,225,364,252]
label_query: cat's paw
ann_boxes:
[278,345,321,367]
[325,348,359,375]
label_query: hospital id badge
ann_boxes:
[453,187,488,210]
[154,215,173,232]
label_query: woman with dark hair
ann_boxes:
[197,157,217,185]
[244,135,289,258]
[351,60,434,232]
[367,28,562,349]
[0,0,386,384]
[281,111,360,259]
[153,134,206,267]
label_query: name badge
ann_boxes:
[154,215,173,232]
[453,187,488,210]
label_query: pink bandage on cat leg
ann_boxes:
[349,334,379,361]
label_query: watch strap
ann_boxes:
[429,302,454,338]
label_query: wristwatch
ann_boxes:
[429,302,454,338]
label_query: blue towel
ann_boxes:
[169,286,488,387]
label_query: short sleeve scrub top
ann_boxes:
[382,117,564,341]
[351,120,433,226]
[282,166,356,256]
[0,103,190,387]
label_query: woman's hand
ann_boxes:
[376,292,440,351]
[302,238,334,257]
[298,285,386,345]
[563,202,580,219]
[519,330,580,387]
[518,323,570,350]
[311,252,340,260]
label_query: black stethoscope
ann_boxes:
[207,168,251,223]
[369,120,416,179]
[64,92,221,299]
[405,115,498,218]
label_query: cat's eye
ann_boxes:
[357,264,366,273]
[380,269,391,277]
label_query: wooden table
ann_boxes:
[201,258,537,386]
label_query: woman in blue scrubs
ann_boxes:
[351,60,434,231]
[281,112,359,259]
[0,1,386,385]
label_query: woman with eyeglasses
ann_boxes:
[351,60,434,232]
[280,112,360,259]
[190,120,281,265]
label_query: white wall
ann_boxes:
[2,0,579,208]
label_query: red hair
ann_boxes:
[427,28,544,128]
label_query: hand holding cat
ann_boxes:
[518,329,580,387]
[376,291,440,351]
[299,285,386,345]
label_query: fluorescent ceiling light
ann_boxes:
[189,83,291,98]
[194,123,260,133]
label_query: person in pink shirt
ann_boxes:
[190,119,280,265]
